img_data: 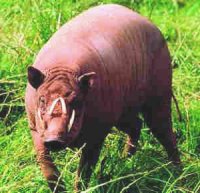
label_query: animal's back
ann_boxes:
[30,4,170,124]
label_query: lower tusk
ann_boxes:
[38,109,42,122]
[68,109,75,132]
[38,109,45,129]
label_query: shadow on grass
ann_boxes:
[0,83,24,135]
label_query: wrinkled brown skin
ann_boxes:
[25,4,180,192]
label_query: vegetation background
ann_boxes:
[0,0,199,192]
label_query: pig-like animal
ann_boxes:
[25,4,180,192]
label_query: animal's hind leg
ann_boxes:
[120,116,143,156]
[127,117,143,155]
[142,98,180,164]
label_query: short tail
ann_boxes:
[172,92,183,122]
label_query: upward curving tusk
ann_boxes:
[68,109,75,132]
[59,97,67,114]
[48,97,60,115]
[47,97,67,115]
[38,109,43,122]
[38,109,45,130]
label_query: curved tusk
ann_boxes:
[38,109,45,130]
[78,72,96,82]
[48,98,60,115]
[38,109,42,122]
[68,109,75,132]
[59,97,67,114]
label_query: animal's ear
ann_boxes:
[78,72,96,91]
[27,66,45,89]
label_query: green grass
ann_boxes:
[0,0,199,192]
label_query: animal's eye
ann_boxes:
[39,96,46,109]
[64,91,72,97]
[40,96,45,104]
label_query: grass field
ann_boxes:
[0,0,199,192]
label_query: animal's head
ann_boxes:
[28,66,96,151]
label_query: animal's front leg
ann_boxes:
[31,130,66,193]
[75,140,104,192]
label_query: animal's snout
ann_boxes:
[44,138,65,151]
[44,117,67,150]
